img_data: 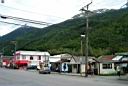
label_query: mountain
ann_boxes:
[0,8,128,56]
[72,9,110,19]
[0,26,41,41]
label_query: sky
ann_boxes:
[0,0,127,36]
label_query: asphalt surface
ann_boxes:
[0,68,128,86]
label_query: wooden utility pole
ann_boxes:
[80,0,92,77]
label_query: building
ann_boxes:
[50,54,100,75]
[98,53,128,75]
[98,55,116,75]
[112,53,128,74]
[12,51,50,69]
[49,54,71,72]
[67,56,98,75]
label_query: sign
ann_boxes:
[61,63,68,72]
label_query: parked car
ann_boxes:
[39,69,51,74]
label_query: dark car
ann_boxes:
[39,69,51,74]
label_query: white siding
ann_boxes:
[99,63,116,74]
[15,51,50,67]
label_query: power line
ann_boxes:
[0,4,66,20]
[0,14,52,26]
[0,20,26,26]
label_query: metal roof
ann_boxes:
[112,56,122,61]
[15,51,50,56]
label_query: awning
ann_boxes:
[112,56,122,61]
[49,58,60,62]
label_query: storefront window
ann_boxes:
[30,56,33,60]
[38,56,41,60]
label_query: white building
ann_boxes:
[13,51,50,69]
[98,55,116,75]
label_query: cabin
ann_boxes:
[98,55,116,75]
[13,51,50,69]
[67,56,98,75]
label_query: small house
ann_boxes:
[66,56,98,74]
[98,55,116,75]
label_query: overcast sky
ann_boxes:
[0,0,127,36]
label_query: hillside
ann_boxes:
[0,26,41,55]
[0,8,128,56]
[0,26,40,41]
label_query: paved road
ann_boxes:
[0,68,128,86]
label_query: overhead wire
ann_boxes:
[0,4,66,20]
[0,14,52,27]
[0,3,67,27]
[0,20,26,26]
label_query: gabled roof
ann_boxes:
[98,55,115,62]
[70,56,97,64]
[112,55,128,62]
[112,56,122,61]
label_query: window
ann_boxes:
[103,63,112,69]
[30,56,33,60]
[17,55,20,60]
[73,64,77,68]
[22,55,26,60]
[38,56,41,60]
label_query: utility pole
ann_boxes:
[11,41,17,53]
[80,0,92,77]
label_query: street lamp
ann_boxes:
[80,35,85,56]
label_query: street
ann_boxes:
[0,68,128,86]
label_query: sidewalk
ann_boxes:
[51,72,128,81]
[119,74,128,80]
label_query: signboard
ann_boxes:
[61,63,68,72]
